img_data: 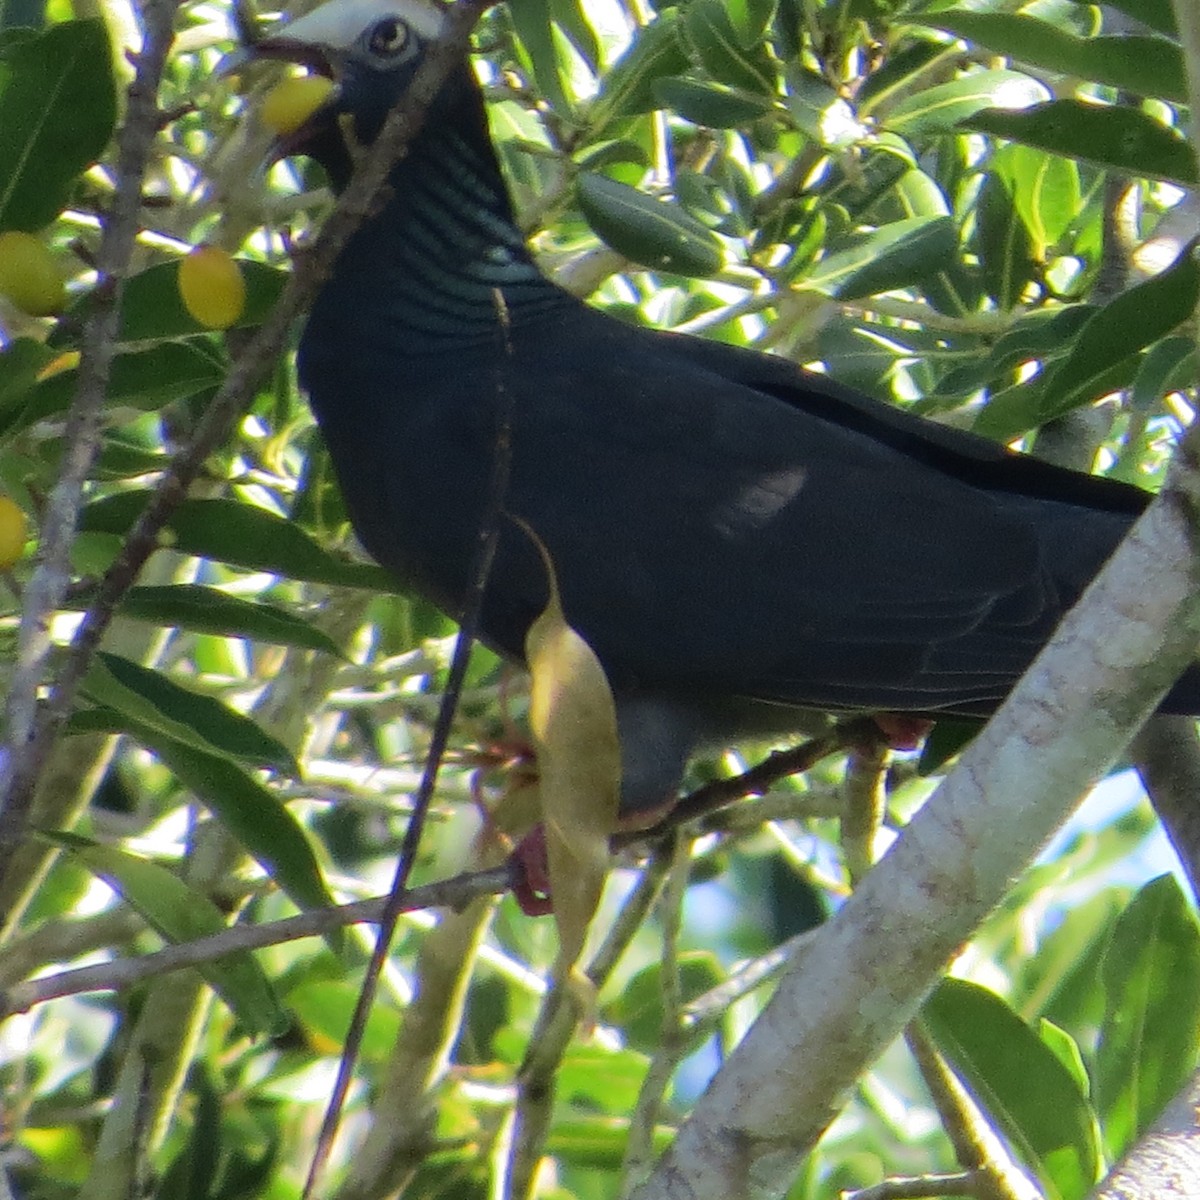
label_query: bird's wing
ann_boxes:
[334,305,1097,713]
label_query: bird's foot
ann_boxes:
[871,714,934,751]
[509,825,553,916]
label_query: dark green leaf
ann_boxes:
[589,13,687,131]
[915,14,1185,103]
[0,337,55,416]
[1094,876,1200,1158]
[45,832,287,1037]
[4,341,225,438]
[726,0,776,48]
[78,494,398,591]
[801,215,956,300]
[0,20,116,230]
[111,722,339,934]
[576,172,724,277]
[1129,334,1196,415]
[966,101,1197,186]
[883,70,1046,138]
[683,0,775,94]
[976,172,1038,311]
[917,718,982,775]
[924,978,1101,1198]
[857,38,950,113]
[156,1075,224,1200]
[109,584,345,657]
[1039,241,1200,423]
[80,652,299,775]
[653,77,771,127]
[509,0,573,117]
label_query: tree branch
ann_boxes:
[0,0,495,881]
[0,0,182,877]
[629,432,1200,1199]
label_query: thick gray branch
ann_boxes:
[631,437,1200,1200]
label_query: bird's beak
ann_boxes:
[219,31,343,161]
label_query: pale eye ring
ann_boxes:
[368,17,408,56]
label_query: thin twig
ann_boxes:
[0,865,512,1017]
[0,0,498,877]
[301,111,510,1195]
[0,0,183,874]
[612,717,872,849]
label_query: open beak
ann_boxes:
[218,36,342,160]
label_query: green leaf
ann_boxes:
[924,978,1101,1199]
[976,172,1038,311]
[45,832,287,1037]
[0,337,55,414]
[576,172,724,277]
[682,0,775,94]
[53,259,288,347]
[883,70,1046,138]
[1039,241,1200,424]
[79,652,299,775]
[1094,876,1200,1159]
[916,717,981,775]
[1085,0,1175,37]
[285,980,402,1059]
[78,494,397,591]
[652,77,771,127]
[3,341,226,438]
[0,20,116,231]
[726,0,776,48]
[993,143,1081,253]
[109,584,345,657]
[548,0,600,71]
[966,101,1197,187]
[914,14,1186,104]
[1039,1019,1091,1100]
[603,951,724,1054]
[1129,334,1196,415]
[801,215,956,300]
[972,359,1136,441]
[588,13,688,131]
[509,0,573,117]
[109,722,339,934]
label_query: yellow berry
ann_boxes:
[0,231,65,317]
[260,75,336,137]
[178,245,246,330]
[0,495,28,569]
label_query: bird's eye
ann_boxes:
[367,17,408,56]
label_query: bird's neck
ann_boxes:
[312,65,567,348]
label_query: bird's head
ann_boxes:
[247,0,449,164]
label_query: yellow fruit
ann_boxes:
[260,75,336,137]
[178,245,246,330]
[0,495,28,569]
[0,231,65,317]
